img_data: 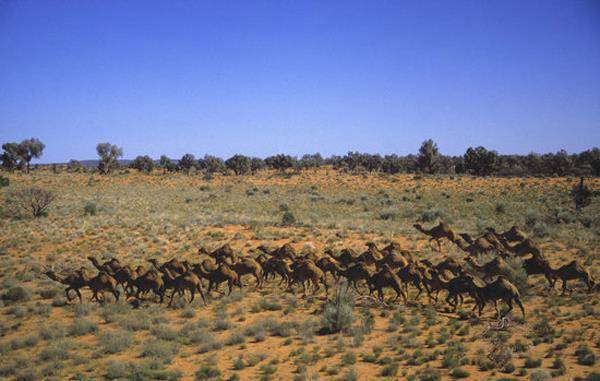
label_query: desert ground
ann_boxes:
[0,169,598,381]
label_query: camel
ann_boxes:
[459,232,505,253]
[199,243,237,263]
[148,258,187,275]
[421,257,463,276]
[163,267,207,307]
[468,276,525,319]
[396,263,429,300]
[432,271,480,311]
[316,256,343,283]
[357,245,384,265]
[262,257,293,284]
[87,256,122,274]
[192,263,242,296]
[499,226,528,243]
[420,268,451,303]
[84,270,120,303]
[229,257,263,288]
[413,222,459,252]
[465,256,510,282]
[44,268,88,302]
[132,270,165,303]
[337,263,375,294]
[111,265,139,296]
[367,264,407,303]
[287,259,328,297]
[330,248,359,267]
[375,251,409,270]
[257,243,297,261]
[455,237,501,257]
[499,237,542,257]
[522,255,554,288]
[550,261,595,294]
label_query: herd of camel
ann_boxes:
[43,222,596,321]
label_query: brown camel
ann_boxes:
[84,270,120,303]
[87,256,122,274]
[148,258,187,275]
[455,237,500,257]
[262,257,293,284]
[336,263,375,294]
[459,232,505,253]
[421,257,463,276]
[287,259,328,297]
[316,256,344,283]
[499,237,542,257]
[193,263,242,296]
[522,255,554,288]
[163,267,207,307]
[367,264,407,303]
[465,256,510,282]
[550,261,595,294]
[199,243,237,263]
[257,243,297,261]
[132,270,165,303]
[44,268,88,302]
[357,244,384,265]
[468,276,525,319]
[229,257,263,288]
[375,251,409,270]
[413,222,459,252]
[330,248,359,267]
[396,263,429,300]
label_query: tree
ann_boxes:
[463,146,498,176]
[96,143,123,174]
[299,153,324,170]
[546,150,572,176]
[576,148,600,176]
[416,139,439,174]
[250,157,265,173]
[178,153,196,173]
[159,155,177,173]
[131,155,154,174]
[14,138,45,173]
[225,154,251,175]
[1,142,20,172]
[265,154,296,172]
[6,187,55,218]
[382,154,403,174]
[200,155,226,174]
[67,160,82,172]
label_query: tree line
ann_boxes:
[1,139,599,177]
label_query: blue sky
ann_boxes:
[1,0,599,163]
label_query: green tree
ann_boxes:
[96,143,123,174]
[225,154,251,175]
[265,154,296,172]
[178,153,196,173]
[131,155,154,174]
[159,155,177,173]
[463,146,497,176]
[1,142,20,172]
[16,138,45,173]
[200,155,226,174]
[416,139,439,174]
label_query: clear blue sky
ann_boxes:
[1,1,599,163]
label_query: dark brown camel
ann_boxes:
[367,264,407,303]
[44,268,87,302]
[468,276,525,319]
[413,222,459,252]
[550,261,595,294]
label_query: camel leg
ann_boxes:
[561,279,568,295]
[113,289,120,302]
[168,289,177,307]
[64,287,73,302]
[414,282,423,300]
[197,284,207,306]
[503,299,512,319]
[377,288,384,302]
[75,288,83,303]
[515,297,525,319]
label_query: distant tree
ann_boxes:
[225,154,251,175]
[67,160,82,172]
[178,153,196,173]
[1,142,20,172]
[200,155,226,174]
[416,139,439,174]
[364,154,383,172]
[382,154,403,174]
[544,150,572,176]
[131,155,154,174]
[250,157,265,173]
[96,143,123,174]
[463,146,498,176]
[575,147,600,176]
[15,138,45,173]
[159,155,177,173]
[265,154,296,172]
[299,153,324,170]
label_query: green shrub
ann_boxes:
[524,357,541,368]
[2,287,31,303]
[450,367,470,378]
[195,365,221,381]
[575,345,596,366]
[84,202,98,216]
[320,282,354,334]
[68,318,98,336]
[281,211,296,226]
[529,369,551,381]
[0,176,9,187]
[99,330,133,353]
